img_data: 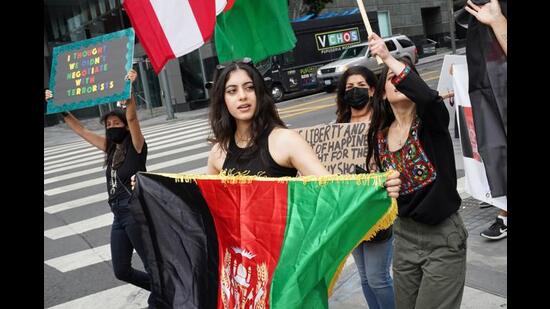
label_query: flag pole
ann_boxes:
[355,0,383,64]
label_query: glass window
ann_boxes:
[377,11,392,37]
[385,40,396,51]
[339,45,368,59]
[397,39,413,48]
[282,52,295,66]
[255,57,272,75]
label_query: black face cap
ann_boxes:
[454,0,491,29]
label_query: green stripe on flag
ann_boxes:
[270,176,394,308]
[214,0,297,63]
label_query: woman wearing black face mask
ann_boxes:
[335,66,396,309]
[45,70,158,308]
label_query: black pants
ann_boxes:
[110,198,157,308]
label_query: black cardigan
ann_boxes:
[390,69,461,225]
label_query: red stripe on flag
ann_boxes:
[224,0,236,11]
[196,179,288,309]
[123,0,175,73]
[188,0,216,42]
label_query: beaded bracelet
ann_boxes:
[391,65,411,85]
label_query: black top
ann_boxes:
[222,128,297,177]
[105,136,147,203]
[383,69,461,225]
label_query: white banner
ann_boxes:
[452,64,507,210]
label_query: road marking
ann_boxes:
[45,284,149,309]
[45,244,112,272]
[281,103,336,119]
[44,122,210,163]
[44,151,210,196]
[44,192,108,214]
[44,142,209,184]
[44,213,113,240]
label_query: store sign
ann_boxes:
[46,28,135,114]
[315,27,361,52]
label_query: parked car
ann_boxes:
[316,34,418,92]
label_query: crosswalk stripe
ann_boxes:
[44,124,211,167]
[44,142,210,184]
[43,118,205,155]
[45,244,112,272]
[44,122,210,163]
[45,133,210,174]
[44,192,108,214]
[44,213,113,240]
[45,284,149,309]
[44,151,210,196]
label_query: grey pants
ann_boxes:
[393,212,467,309]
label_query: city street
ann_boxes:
[44,56,506,308]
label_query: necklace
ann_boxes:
[392,120,411,147]
[235,133,251,146]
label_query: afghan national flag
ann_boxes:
[123,0,235,73]
[214,0,297,63]
[130,172,396,309]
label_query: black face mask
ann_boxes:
[106,127,128,144]
[343,87,370,109]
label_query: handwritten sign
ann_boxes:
[296,122,369,174]
[46,28,135,114]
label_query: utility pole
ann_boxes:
[159,68,176,120]
[448,0,457,54]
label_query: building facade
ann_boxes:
[44,0,463,126]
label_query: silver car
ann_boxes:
[316,34,418,92]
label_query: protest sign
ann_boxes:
[46,28,135,114]
[296,122,369,174]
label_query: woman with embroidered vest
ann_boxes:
[365,33,467,309]
[45,70,158,308]
[335,66,395,309]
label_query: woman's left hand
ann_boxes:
[385,170,401,199]
[465,0,505,27]
[126,69,137,83]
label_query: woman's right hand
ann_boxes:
[131,174,136,190]
[367,33,391,61]
[45,89,53,101]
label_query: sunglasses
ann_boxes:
[215,57,253,71]
[206,57,254,89]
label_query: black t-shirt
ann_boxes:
[222,128,297,177]
[385,70,461,225]
[105,136,147,203]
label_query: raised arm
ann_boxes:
[46,89,106,152]
[121,69,145,153]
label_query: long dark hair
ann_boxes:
[365,58,418,172]
[335,66,378,123]
[100,109,128,167]
[208,61,285,154]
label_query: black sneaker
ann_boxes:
[480,217,507,240]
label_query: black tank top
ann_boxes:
[222,128,297,177]
[105,135,147,203]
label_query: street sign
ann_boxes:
[46,28,135,114]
